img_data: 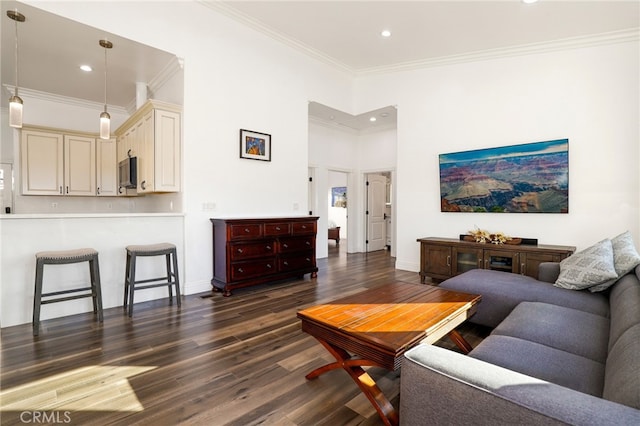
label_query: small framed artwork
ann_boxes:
[240,129,271,161]
[331,187,347,208]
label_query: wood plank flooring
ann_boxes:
[1,245,489,425]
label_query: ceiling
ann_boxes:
[2,1,638,130]
[1,1,180,111]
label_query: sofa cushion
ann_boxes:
[607,273,640,351]
[470,335,605,397]
[440,269,609,328]
[554,239,617,290]
[603,323,640,409]
[590,231,640,292]
[491,302,609,363]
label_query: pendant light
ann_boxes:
[99,39,113,139]
[7,10,26,128]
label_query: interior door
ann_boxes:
[0,163,14,214]
[366,174,387,252]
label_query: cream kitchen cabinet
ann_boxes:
[115,100,181,194]
[21,129,96,196]
[96,138,117,196]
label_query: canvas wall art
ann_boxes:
[439,139,569,213]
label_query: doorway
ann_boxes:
[328,170,348,249]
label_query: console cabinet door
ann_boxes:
[420,244,452,281]
[519,252,565,279]
[452,247,484,275]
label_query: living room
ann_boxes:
[1,0,639,424]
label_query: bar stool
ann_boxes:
[33,248,103,336]
[124,243,181,317]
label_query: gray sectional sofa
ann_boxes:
[400,264,640,425]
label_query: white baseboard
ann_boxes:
[395,260,420,272]
[184,279,213,295]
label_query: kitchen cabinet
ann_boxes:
[96,138,117,196]
[21,129,97,196]
[417,237,575,282]
[115,100,181,194]
[211,217,319,296]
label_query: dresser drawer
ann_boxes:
[229,224,262,240]
[279,254,315,272]
[230,259,276,281]
[280,236,314,253]
[229,241,276,261]
[292,221,316,235]
[264,222,291,236]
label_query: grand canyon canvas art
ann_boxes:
[439,139,569,213]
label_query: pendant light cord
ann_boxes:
[13,11,19,97]
[103,43,107,112]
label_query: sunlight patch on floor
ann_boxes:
[0,365,156,412]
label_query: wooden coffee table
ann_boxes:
[297,282,481,426]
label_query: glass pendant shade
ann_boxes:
[100,111,111,139]
[9,94,23,128]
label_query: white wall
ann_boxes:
[355,41,640,271]
[26,1,355,296]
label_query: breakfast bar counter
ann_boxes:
[0,213,185,327]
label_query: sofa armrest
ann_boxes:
[538,262,560,283]
[400,344,640,426]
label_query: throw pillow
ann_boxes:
[589,231,640,292]
[554,238,618,290]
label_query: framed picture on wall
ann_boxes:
[240,129,271,161]
[332,187,347,208]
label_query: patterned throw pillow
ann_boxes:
[589,231,640,292]
[554,239,618,290]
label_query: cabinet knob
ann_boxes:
[237,248,243,254]
[275,226,281,231]
[141,180,147,190]
[302,225,307,229]
[305,241,310,246]
[97,187,100,195]
[66,186,69,194]
[283,244,289,248]
[244,228,250,233]
[266,245,272,250]
[283,261,288,266]
[237,268,244,273]
[267,264,272,269]
[59,186,63,194]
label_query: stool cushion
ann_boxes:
[126,243,176,254]
[36,248,98,262]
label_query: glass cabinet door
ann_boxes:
[484,249,518,274]
[452,247,483,275]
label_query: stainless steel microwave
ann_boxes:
[118,156,137,189]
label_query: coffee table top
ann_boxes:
[297,282,481,364]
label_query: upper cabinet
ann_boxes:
[21,129,97,196]
[96,138,117,197]
[115,100,181,194]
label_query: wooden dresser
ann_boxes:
[211,217,318,296]
[417,237,575,283]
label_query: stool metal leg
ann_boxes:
[172,249,181,307]
[127,253,137,317]
[165,253,174,302]
[89,256,104,323]
[33,259,45,336]
[123,252,131,309]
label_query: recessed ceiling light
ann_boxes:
[381,30,391,38]
[80,65,92,72]
[369,117,377,122]
[522,0,539,4]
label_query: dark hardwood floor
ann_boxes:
[0,244,488,425]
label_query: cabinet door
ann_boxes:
[422,244,452,279]
[97,138,117,196]
[452,247,483,275]
[154,109,181,192]
[138,111,154,193]
[520,252,564,279]
[21,130,64,195]
[64,135,96,196]
[483,249,518,274]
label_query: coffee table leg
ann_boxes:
[448,329,473,354]
[306,338,399,426]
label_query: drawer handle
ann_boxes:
[141,180,147,190]
[521,263,526,275]
[267,264,272,269]
[283,261,288,266]
[446,255,451,266]
[238,268,244,273]
[283,244,289,248]
[302,225,307,229]
[305,241,310,246]
[266,245,272,250]
[237,248,243,254]
[306,258,310,262]
[275,226,281,231]
[244,228,250,233]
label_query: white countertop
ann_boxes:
[0,213,185,220]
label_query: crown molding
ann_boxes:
[357,28,640,76]
[125,56,184,113]
[309,115,396,135]
[2,84,129,115]
[199,1,638,77]
[199,0,355,76]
